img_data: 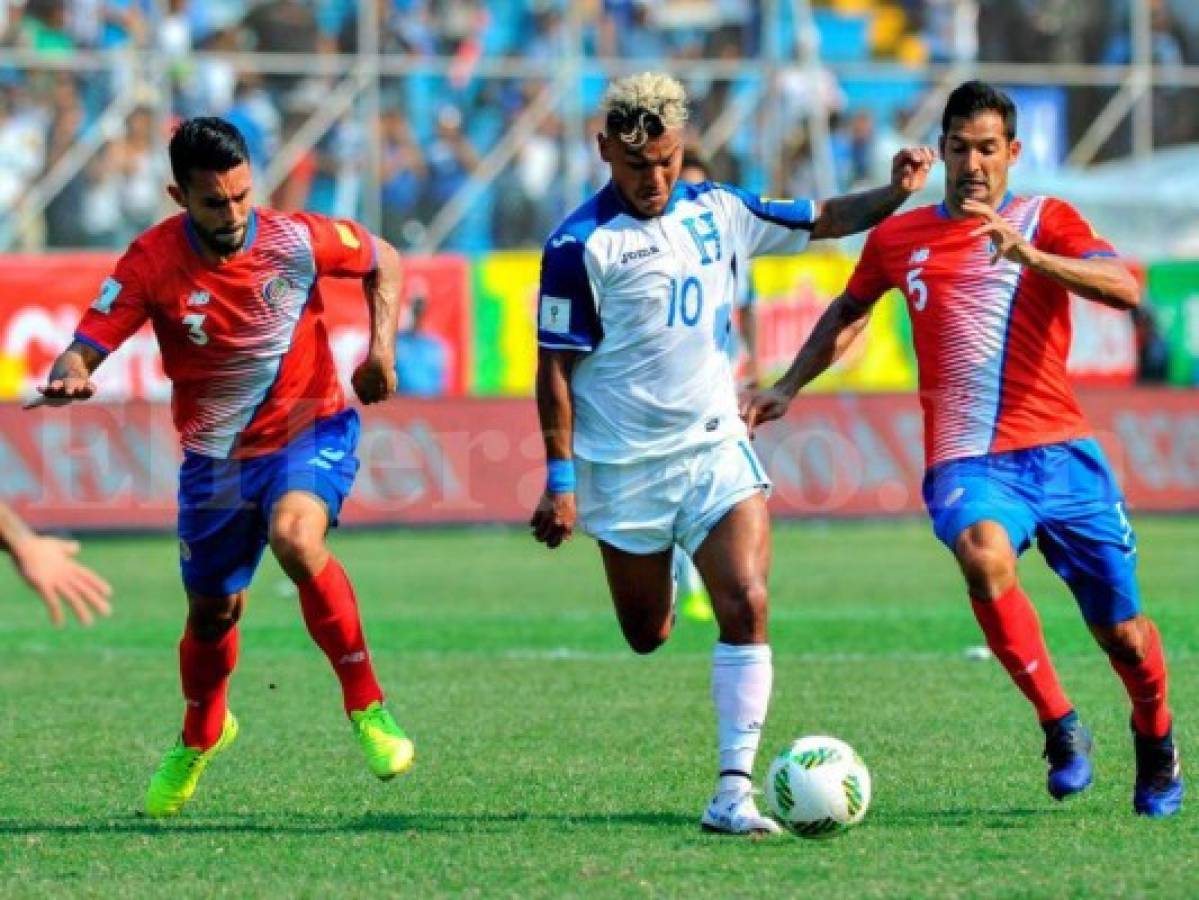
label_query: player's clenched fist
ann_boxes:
[530,490,576,549]
[351,356,397,404]
[740,386,794,436]
[890,146,937,196]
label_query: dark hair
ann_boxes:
[681,148,710,177]
[168,117,250,189]
[941,80,1017,140]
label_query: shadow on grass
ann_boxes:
[0,810,696,837]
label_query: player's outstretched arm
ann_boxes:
[530,348,579,550]
[27,341,106,409]
[352,237,403,404]
[810,147,936,240]
[741,293,871,433]
[962,199,1140,310]
[0,504,112,626]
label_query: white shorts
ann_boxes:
[576,437,772,556]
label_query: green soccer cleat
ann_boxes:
[144,711,239,818]
[350,702,414,780]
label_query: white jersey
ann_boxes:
[537,179,815,463]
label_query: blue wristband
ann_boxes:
[546,458,576,493]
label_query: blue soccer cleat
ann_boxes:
[1133,726,1183,818]
[1042,712,1094,801]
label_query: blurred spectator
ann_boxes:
[1103,0,1186,67]
[493,107,561,248]
[602,1,669,60]
[77,142,122,247]
[271,110,317,212]
[0,2,22,45]
[379,108,427,249]
[115,106,167,238]
[98,0,151,50]
[157,0,192,56]
[184,26,240,117]
[0,85,45,221]
[19,0,75,55]
[978,0,1097,63]
[224,74,281,171]
[423,104,478,221]
[923,0,979,63]
[8,0,1199,253]
[1103,0,1191,147]
[1133,305,1169,384]
[244,0,317,52]
[42,73,87,247]
[243,0,318,99]
[395,294,449,397]
[306,116,364,218]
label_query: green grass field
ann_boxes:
[1,518,1196,898]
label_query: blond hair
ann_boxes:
[601,72,688,149]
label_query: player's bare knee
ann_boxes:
[955,539,1016,600]
[269,513,325,574]
[617,600,673,654]
[713,578,768,638]
[188,593,244,641]
[625,624,670,655]
[1092,619,1147,664]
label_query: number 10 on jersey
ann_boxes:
[667,276,703,327]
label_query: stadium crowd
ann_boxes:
[2,0,1199,252]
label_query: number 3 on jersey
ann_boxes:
[182,313,209,346]
[905,268,928,312]
[667,276,703,327]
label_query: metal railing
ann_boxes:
[1,0,1196,254]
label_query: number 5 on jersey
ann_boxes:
[905,268,928,312]
[183,313,209,346]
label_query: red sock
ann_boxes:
[297,556,384,715]
[180,626,239,749]
[971,583,1073,723]
[1110,619,1172,739]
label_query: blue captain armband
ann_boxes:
[546,458,576,493]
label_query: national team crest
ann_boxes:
[262,275,292,306]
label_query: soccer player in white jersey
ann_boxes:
[529,72,934,834]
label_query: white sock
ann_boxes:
[712,641,773,792]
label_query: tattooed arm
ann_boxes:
[809,146,936,240]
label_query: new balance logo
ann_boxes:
[620,245,661,265]
[339,651,368,665]
[909,247,930,264]
[187,291,210,306]
[550,234,578,249]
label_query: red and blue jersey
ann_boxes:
[75,208,376,459]
[846,194,1118,469]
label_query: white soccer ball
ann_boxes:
[765,735,872,838]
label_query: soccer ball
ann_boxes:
[765,735,872,838]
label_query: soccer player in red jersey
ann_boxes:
[745,81,1182,817]
[34,118,414,816]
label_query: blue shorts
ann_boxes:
[922,438,1140,626]
[178,409,361,597]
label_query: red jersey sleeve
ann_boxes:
[73,244,152,355]
[845,228,892,307]
[295,212,377,278]
[1035,197,1116,259]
